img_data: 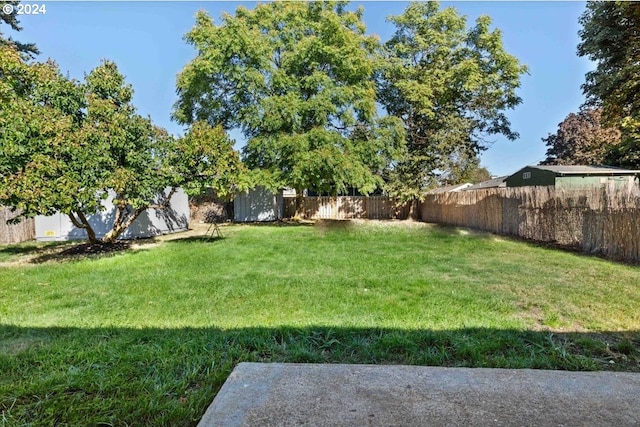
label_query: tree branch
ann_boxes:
[69,211,98,243]
[68,212,85,229]
[148,187,177,210]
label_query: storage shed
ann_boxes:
[35,188,189,241]
[233,187,295,222]
[505,165,640,188]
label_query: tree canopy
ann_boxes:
[3,1,533,241]
[0,46,242,243]
[578,1,640,168]
[441,153,492,185]
[541,108,621,166]
[379,2,527,199]
[0,46,84,219]
[174,1,404,196]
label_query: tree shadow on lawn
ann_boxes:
[26,241,147,264]
[0,245,43,257]
[0,237,165,265]
[1,324,639,426]
[0,241,72,258]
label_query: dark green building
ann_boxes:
[505,165,640,188]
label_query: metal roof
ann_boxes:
[531,165,640,176]
[427,183,473,194]
[463,176,507,190]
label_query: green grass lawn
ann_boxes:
[1,222,639,426]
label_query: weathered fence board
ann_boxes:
[0,207,35,244]
[421,186,640,263]
[300,196,409,220]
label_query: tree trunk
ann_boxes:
[103,188,176,242]
[101,229,119,244]
[102,206,146,243]
[407,198,420,221]
[295,191,305,219]
[68,211,99,244]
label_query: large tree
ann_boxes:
[0,1,38,57]
[578,1,640,168]
[541,108,621,166]
[0,46,242,243]
[379,2,527,199]
[174,1,403,198]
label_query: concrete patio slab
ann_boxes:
[198,363,640,426]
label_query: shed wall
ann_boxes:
[505,167,555,187]
[234,187,281,222]
[35,188,189,241]
[555,175,636,189]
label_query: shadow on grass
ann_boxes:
[0,238,157,264]
[28,241,138,264]
[1,224,265,264]
[0,241,70,258]
[233,219,315,227]
[1,324,639,426]
[0,245,41,256]
[166,236,226,244]
[426,223,640,266]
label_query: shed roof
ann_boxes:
[463,176,507,190]
[428,183,473,194]
[530,165,640,176]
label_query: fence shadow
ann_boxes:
[421,186,640,264]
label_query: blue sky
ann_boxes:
[6,1,591,177]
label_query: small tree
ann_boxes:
[169,121,247,201]
[0,46,243,243]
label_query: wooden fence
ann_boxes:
[0,207,35,244]
[420,186,640,263]
[295,196,410,220]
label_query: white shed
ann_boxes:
[35,188,189,241]
[234,187,294,222]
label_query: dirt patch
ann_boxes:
[315,219,354,231]
[351,219,433,228]
[0,336,44,356]
[315,218,434,230]
[61,241,131,256]
[514,304,589,333]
